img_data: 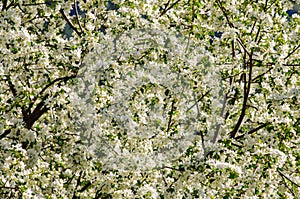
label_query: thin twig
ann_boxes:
[212,40,235,143]
[193,91,206,152]
[234,123,269,140]
[72,171,83,199]
[212,95,227,143]
[60,9,82,36]
[185,90,210,113]
[74,0,84,34]
[277,169,300,188]
[254,24,261,43]
[22,1,61,6]
[215,0,251,57]
[280,173,296,197]
[166,99,176,133]
[252,67,273,82]
[160,0,181,17]
[284,43,300,61]
[28,74,77,111]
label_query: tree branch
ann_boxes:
[192,91,206,152]
[185,90,210,112]
[24,97,50,129]
[2,0,8,11]
[234,123,269,140]
[7,77,17,97]
[1,0,15,11]
[74,0,84,34]
[215,0,251,57]
[5,74,77,132]
[60,9,82,37]
[277,169,300,188]
[212,40,235,143]
[0,129,11,140]
[252,67,273,83]
[284,43,300,61]
[28,74,77,112]
[166,99,176,133]
[160,0,181,17]
[72,171,83,199]
[212,94,227,143]
[230,51,253,138]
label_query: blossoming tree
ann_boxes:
[0,0,299,198]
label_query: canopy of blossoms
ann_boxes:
[0,0,299,198]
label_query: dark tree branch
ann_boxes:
[285,66,297,87]
[283,64,300,67]
[231,141,243,148]
[24,97,50,129]
[65,174,76,189]
[234,123,269,140]
[0,129,11,140]
[21,14,38,26]
[185,90,210,112]
[281,174,296,197]
[212,40,236,143]
[7,77,17,97]
[22,2,49,6]
[284,43,300,61]
[231,39,235,58]
[74,0,84,34]
[79,181,92,193]
[22,1,62,6]
[192,91,206,152]
[160,0,181,17]
[215,0,251,57]
[212,94,228,143]
[28,74,77,112]
[252,67,273,82]
[230,51,253,138]
[1,0,15,11]
[3,74,77,137]
[254,24,261,43]
[250,20,257,36]
[24,74,77,129]
[72,171,83,199]
[166,99,176,133]
[159,165,185,172]
[277,169,300,188]
[263,0,269,11]
[215,0,234,27]
[161,0,171,16]
[60,9,82,37]
[252,63,300,83]
[2,0,8,11]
